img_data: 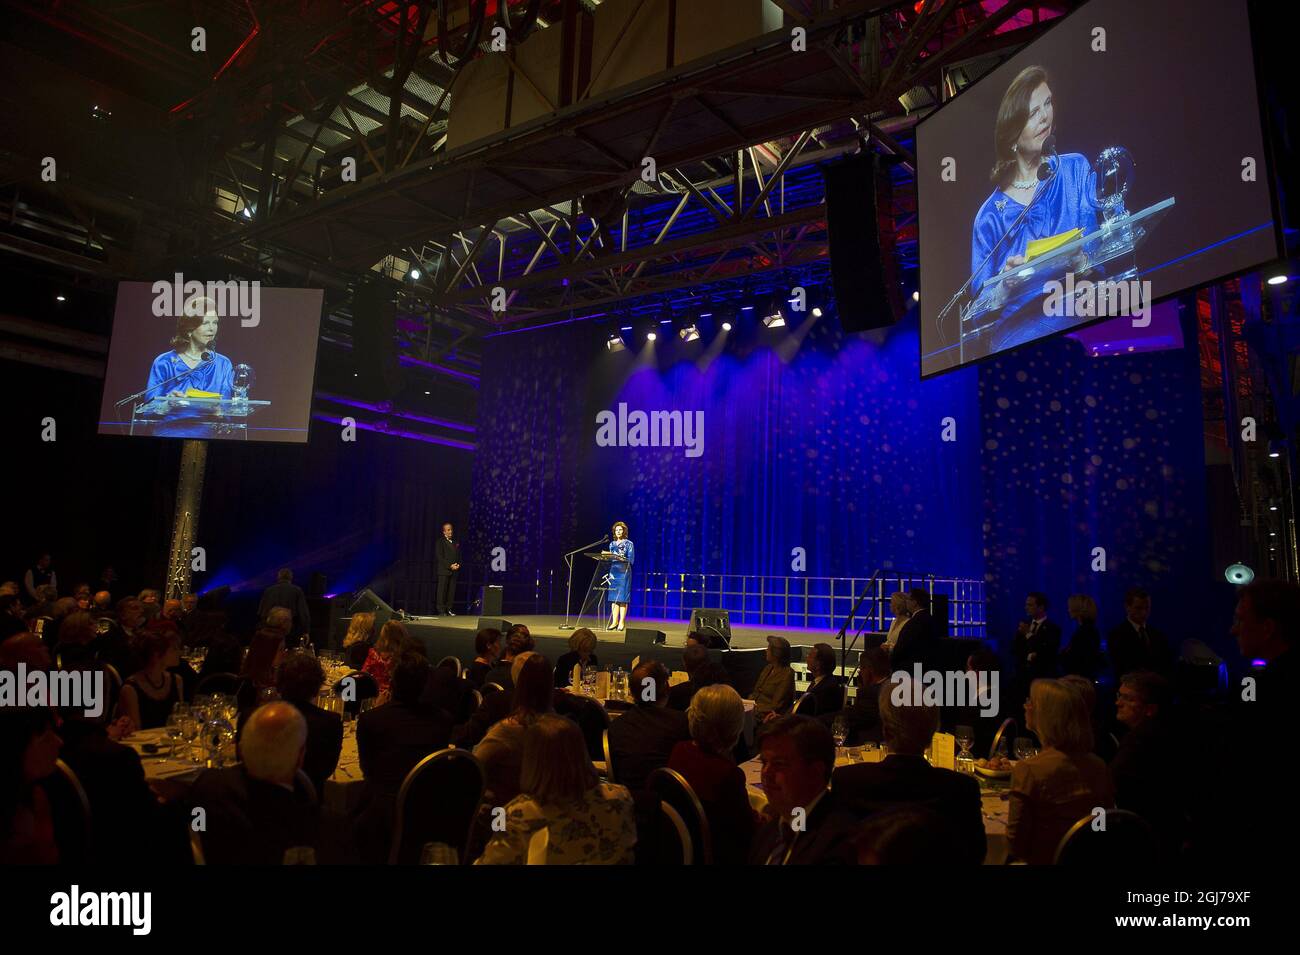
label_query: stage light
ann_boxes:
[55,294,66,302]
[912,290,920,301]
[409,268,421,280]
[762,296,786,328]
[1267,273,1289,286]
[646,330,657,341]
[605,331,626,352]
[242,206,253,219]
[811,306,823,318]
[1224,563,1255,585]
[721,321,733,332]
[1267,440,1284,459]
[678,323,700,342]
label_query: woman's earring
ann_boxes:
[1012,144,1018,154]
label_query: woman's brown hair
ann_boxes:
[519,714,597,806]
[612,521,629,537]
[990,65,1051,189]
[510,653,554,724]
[343,612,375,647]
[170,296,218,351]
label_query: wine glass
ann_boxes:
[181,715,202,761]
[955,725,975,773]
[1014,737,1038,762]
[831,715,849,749]
[165,714,184,758]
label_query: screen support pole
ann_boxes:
[165,439,207,599]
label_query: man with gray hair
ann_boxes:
[188,702,318,864]
[831,674,986,864]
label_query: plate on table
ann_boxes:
[974,759,1013,778]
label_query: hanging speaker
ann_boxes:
[350,280,401,399]
[822,151,904,332]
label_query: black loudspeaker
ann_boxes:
[349,588,394,633]
[350,281,401,399]
[624,628,666,647]
[932,593,950,639]
[481,585,503,616]
[689,609,732,649]
[822,151,904,332]
[476,617,512,635]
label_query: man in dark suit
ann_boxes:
[667,643,730,711]
[891,588,938,677]
[434,522,462,616]
[274,651,344,794]
[1108,587,1174,680]
[608,660,690,791]
[357,655,452,799]
[1013,591,1062,683]
[831,673,986,864]
[188,702,319,865]
[821,646,890,744]
[749,715,859,865]
[1111,670,1184,860]
[799,642,845,717]
[258,568,312,642]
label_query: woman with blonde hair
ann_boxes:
[1007,678,1114,864]
[1061,593,1102,680]
[341,612,375,669]
[667,684,756,864]
[883,592,911,651]
[554,627,599,687]
[361,620,406,696]
[477,713,635,864]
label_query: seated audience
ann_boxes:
[832,674,986,864]
[474,653,554,805]
[554,627,599,688]
[0,707,63,863]
[1061,593,1104,680]
[940,646,1002,757]
[94,597,145,677]
[362,620,405,697]
[1110,670,1184,858]
[484,624,534,690]
[667,684,756,864]
[188,702,319,864]
[52,611,98,670]
[477,715,636,865]
[821,646,890,745]
[243,607,290,690]
[854,806,957,865]
[465,627,502,688]
[752,635,796,724]
[73,584,92,611]
[119,630,184,730]
[1058,674,1116,763]
[748,716,858,865]
[667,643,730,711]
[1007,678,1115,864]
[341,611,376,670]
[276,651,344,793]
[608,660,690,792]
[799,642,845,716]
[1107,587,1174,680]
[882,591,911,653]
[0,631,52,670]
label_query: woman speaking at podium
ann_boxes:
[606,521,634,632]
[145,297,234,400]
[969,65,1100,353]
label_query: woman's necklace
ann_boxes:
[142,669,167,692]
[1011,175,1037,189]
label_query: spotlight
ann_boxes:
[761,295,786,328]
[811,306,823,318]
[912,290,920,302]
[605,329,626,352]
[1268,439,1284,459]
[1224,563,1255,585]
[678,323,699,342]
[721,321,733,332]
[242,206,254,219]
[646,330,657,342]
[55,294,66,302]
[674,306,701,342]
[410,268,421,280]
[1270,501,1280,512]
[1267,273,1289,286]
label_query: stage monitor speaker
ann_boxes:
[351,280,401,399]
[349,588,394,633]
[481,585,503,617]
[624,628,666,647]
[822,151,905,333]
[689,609,732,649]
[477,617,512,636]
[932,593,950,639]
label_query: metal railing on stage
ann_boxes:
[388,568,985,637]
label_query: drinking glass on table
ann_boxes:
[955,725,975,773]
[165,714,184,758]
[1014,738,1039,762]
[831,715,849,749]
[181,715,202,761]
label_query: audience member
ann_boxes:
[0,594,26,640]
[484,624,534,690]
[1061,594,1104,680]
[821,646,890,745]
[752,635,795,724]
[1013,591,1061,686]
[362,621,406,697]
[1107,587,1174,680]
[94,597,145,677]
[258,568,312,641]
[854,806,957,865]
[882,591,911,652]
[474,653,554,805]
[1007,679,1114,864]
[667,642,729,711]
[477,715,636,865]
[748,716,857,865]
[243,607,290,690]
[0,631,52,670]
[341,612,376,669]
[832,674,986,864]
[0,707,63,864]
[23,552,57,602]
[188,702,319,864]
[1110,670,1184,859]
[554,627,599,688]
[275,651,344,793]
[892,589,938,676]
[465,628,502,688]
[608,660,690,791]
[118,630,184,730]
[1058,673,1116,762]
[799,643,845,716]
[667,684,756,864]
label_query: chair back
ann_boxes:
[1053,809,1157,865]
[469,688,483,713]
[336,670,380,717]
[649,767,713,865]
[989,717,1017,760]
[44,759,92,863]
[657,801,693,864]
[389,748,486,865]
[601,728,614,782]
[195,672,243,697]
[436,655,462,677]
[526,827,550,865]
[481,681,505,696]
[792,693,817,716]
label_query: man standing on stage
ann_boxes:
[435,522,462,616]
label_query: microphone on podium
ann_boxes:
[1037,135,1059,181]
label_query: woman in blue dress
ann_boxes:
[144,297,235,437]
[969,65,1100,353]
[606,521,634,632]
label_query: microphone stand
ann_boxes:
[114,356,215,413]
[559,535,609,629]
[936,149,1060,340]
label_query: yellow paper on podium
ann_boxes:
[1025,228,1082,262]
[184,387,221,398]
[931,732,956,771]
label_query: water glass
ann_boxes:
[831,715,849,748]
[165,714,184,758]
[1014,738,1039,761]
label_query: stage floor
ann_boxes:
[402,612,865,650]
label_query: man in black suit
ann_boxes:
[608,660,690,791]
[1108,587,1174,680]
[258,568,312,642]
[820,646,890,744]
[749,716,859,865]
[799,642,845,717]
[1013,591,1062,683]
[188,702,319,865]
[434,522,462,616]
[891,588,938,677]
[1111,670,1184,860]
[832,673,986,865]
[667,643,730,711]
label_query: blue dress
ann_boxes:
[607,538,634,604]
[146,350,234,400]
[969,153,1101,351]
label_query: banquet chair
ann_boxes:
[526,827,550,865]
[481,681,505,696]
[469,688,483,713]
[648,768,713,865]
[388,748,487,865]
[630,656,640,671]
[436,655,462,677]
[594,728,613,780]
[1053,809,1156,865]
[336,671,380,717]
[656,801,693,865]
[989,718,1017,760]
[43,759,92,864]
